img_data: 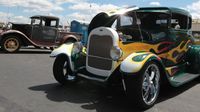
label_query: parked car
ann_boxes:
[50,7,200,109]
[0,15,81,53]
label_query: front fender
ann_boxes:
[1,30,38,46]
[50,43,74,71]
[120,52,162,73]
[50,43,74,57]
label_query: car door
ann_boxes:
[40,25,58,46]
[165,28,190,66]
[31,18,58,46]
[31,23,42,45]
[165,14,191,67]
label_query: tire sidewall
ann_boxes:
[53,55,77,85]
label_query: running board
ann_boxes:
[169,73,199,87]
[77,68,108,82]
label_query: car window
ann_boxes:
[156,19,167,24]
[117,13,149,42]
[40,19,58,27]
[50,20,57,27]
[120,15,133,26]
[171,13,189,29]
[41,19,45,26]
[32,19,40,25]
[111,20,117,30]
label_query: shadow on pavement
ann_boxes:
[158,78,199,103]
[29,81,142,112]
[29,78,199,112]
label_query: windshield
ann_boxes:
[113,11,170,42]
[115,12,144,42]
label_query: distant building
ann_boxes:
[192,19,200,31]
[192,19,200,38]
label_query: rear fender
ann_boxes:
[50,43,74,71]
[61,35,78,44]
[120,52,163,74]
[186,45,200,73]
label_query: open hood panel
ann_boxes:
[88,6,139,34]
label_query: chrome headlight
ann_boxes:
[72,42,83,55]
[110,46,123,61]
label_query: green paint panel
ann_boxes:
[132,54,148,62]
[186,45,200,73]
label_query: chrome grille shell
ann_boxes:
[87,35,113,70]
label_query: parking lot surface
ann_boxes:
[0,48,200,112]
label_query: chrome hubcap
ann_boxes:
[142,64,160,105]
[4,38,19,52]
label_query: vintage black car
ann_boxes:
[0,15,80,53]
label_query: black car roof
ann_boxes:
[30,15,59,20]
[138,7,191,17]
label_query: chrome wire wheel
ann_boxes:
[3,37,20,52]
[142,63,160,105]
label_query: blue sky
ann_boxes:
[0,0,200,25]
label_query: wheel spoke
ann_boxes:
[4,38,19,52]
[150,83,156,95]
[143,87,150,101]
[150,71,155,81]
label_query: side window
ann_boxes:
[171,13,188,30]
[41,19,58,27]
[32,19,41,25]
[120,15,133,26]
[50,20,57,27]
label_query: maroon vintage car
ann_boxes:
[0,15,81,53]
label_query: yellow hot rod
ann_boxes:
[50,7,200,109]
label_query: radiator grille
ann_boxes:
[87,35,113,70]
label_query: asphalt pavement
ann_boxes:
[0,48,200,112]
